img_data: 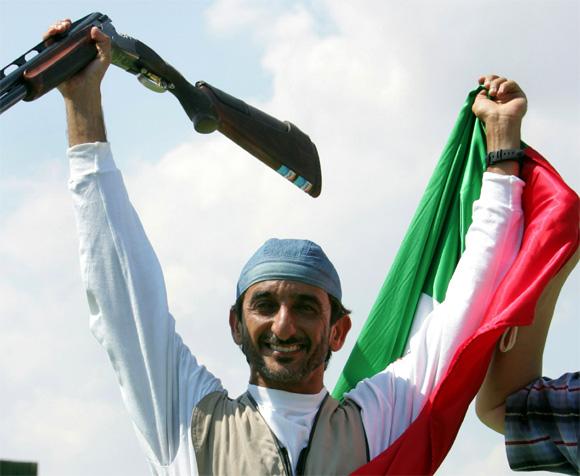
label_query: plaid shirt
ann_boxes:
[505,372,579,474]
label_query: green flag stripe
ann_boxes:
[423,119,487,301]
[333,88,486,398]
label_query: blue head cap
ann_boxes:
[236,238,342,301]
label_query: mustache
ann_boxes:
[261,333,309,347]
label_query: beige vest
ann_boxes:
[191,390,369,475]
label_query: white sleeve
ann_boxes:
[345,172,525,458]
[68,142,223,468]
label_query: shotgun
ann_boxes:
[0,12,322,197]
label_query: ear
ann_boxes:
[329,314,351,352]
[229,307,243,345]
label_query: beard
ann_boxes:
[240,324,330,385]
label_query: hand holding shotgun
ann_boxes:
[46,19,110,145]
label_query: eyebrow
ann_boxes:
[248,291,274,303]
[248,291,323,307]
[294,294,323,307]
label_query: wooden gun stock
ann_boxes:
[197,82,321,196]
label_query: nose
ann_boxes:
[270,305,297,341]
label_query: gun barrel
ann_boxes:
[0,12,109,115]
[0,84,27,114]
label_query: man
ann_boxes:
[477,247,579,474]
[50,18,527,475]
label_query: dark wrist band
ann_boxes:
[486,149,525,169]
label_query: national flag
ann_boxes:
[332,88,580,475]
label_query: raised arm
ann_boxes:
[49,20,222,469]
[346,75,528,457]
[476,248,579,433]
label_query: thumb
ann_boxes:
[472,88,489,107]
[91,27,111,65]
[472,89,493,117]
[476,88,490,99]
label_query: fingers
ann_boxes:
[497,79,523,98]
[474,88,488,102]
[478,74,524,100]
[42,20,111,71]
[43,18,71,41]
[478,74,499,89]
[487,76,508,97]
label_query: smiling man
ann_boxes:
[231,239,351,394]
[51,19,527,476]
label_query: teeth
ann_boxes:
[269,344,301,353]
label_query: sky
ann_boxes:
[1,1,579,475]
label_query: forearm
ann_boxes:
[477,248,579,433]
[64,91,107,147]
[420,173,524,383]
[485,116,521,177]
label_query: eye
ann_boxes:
[253,300,278,315]
[294,302,319,315]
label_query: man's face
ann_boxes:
[230,280,350,394]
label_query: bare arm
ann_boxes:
[476,248,579,433]
[63,89,107,146]
[473,74,580,433]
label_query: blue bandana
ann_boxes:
[236,238,342,300]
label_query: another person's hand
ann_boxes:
[43,19,111,101]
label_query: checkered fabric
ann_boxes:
[505,372,579,474]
